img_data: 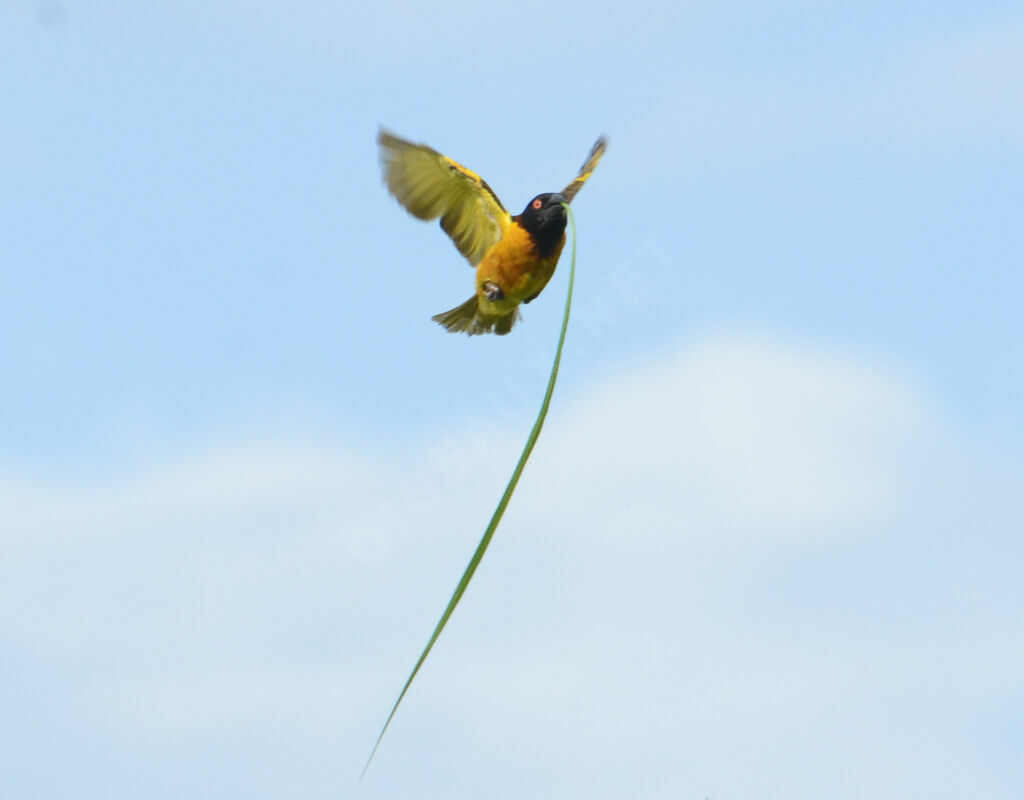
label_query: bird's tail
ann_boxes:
[432,296,519,335]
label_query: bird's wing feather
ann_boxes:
[378,129,513,266]
[561,136,607,203]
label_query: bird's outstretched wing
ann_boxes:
[378,129,513,266]
[561,136,607,203]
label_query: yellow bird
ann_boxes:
[378,129,606,334]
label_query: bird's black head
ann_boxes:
[518,192,567,257]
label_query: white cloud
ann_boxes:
[99,663,365,733]
[522,331,938,540]
[1,330,1020,798]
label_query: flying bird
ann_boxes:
[377,129,606,335]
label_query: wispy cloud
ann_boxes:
[523,331,940,539]
[2,330,1020,796]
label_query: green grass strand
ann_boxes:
[360,204,578,779]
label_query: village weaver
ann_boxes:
[377,129,606,335]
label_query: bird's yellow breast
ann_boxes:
[474,222,566,314]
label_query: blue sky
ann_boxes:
[2,1,1022,797]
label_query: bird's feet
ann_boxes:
[481,281,505,301]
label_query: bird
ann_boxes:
[377,128,606,335]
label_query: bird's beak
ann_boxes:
[548,193,566,207]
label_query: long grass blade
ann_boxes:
[360,204,578,779]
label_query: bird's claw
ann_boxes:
[482,281,504,301]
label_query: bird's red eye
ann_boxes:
[532,198,543,210]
